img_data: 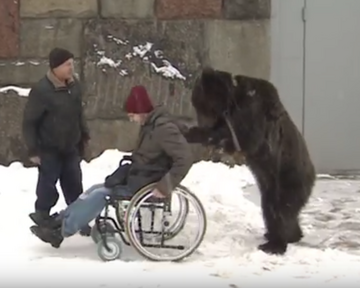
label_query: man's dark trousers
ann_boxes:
[35,150,83,214]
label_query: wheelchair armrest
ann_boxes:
[122,155,132,161]
[119,155,132,166]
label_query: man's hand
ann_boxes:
[30,156,41,165]
[152,188,166,198]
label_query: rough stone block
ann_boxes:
[204,20,270,79]
[155,0,222,19]
[85,119,139,160]
[0,99,238,166]
[0,59,49,86]
[0,91,28,166]
[82,19,206,120]
[20,0,98,18]
[223,0,271,20]
[100,0,155,19]
[0,59,81,86]
[0,91,137,166]
[20,19,82,58]
[0,0,19,58]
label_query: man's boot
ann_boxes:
[30,225,64,248]
[29,211,61,229]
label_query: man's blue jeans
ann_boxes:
[58,183,131,237]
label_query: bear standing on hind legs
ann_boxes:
[184,67,316,255]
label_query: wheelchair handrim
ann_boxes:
[127,188,206,261]
[116,190,188,236]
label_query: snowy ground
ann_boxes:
[1,150,360,287]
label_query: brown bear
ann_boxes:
[184,67,316,255]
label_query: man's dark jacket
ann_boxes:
[22,71,90,157]
[104,106,193,196]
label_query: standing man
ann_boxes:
[22,47,91,236]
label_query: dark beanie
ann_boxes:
[49,48,74,69]
[125,86,154,114]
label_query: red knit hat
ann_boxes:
[124,85,154,114]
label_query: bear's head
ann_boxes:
[191,67,234,119]
[191,67,284,123]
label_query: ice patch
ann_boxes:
[0,85,31,97]
[107,35,129,46]
[132,42,154,58]
[97,55,122,68]
[151,60,186,80]
[29,61,40,66]
[94,36,186,81]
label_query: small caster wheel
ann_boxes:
[91,222,115,243]
[97,237,122,262]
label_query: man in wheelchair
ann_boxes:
[30,85,194,248]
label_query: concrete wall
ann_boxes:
[0,0,271,166]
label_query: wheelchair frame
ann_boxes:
[92,182,206,262]
[95,191,186,251]
[91,155,206,262]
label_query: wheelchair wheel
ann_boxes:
[162,187,189,241]
[125,183,207,262]
[97,236,122,262]
[91,222,115,244]
[115,193,189,241]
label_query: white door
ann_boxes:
[304,0,360,173]
[271,0,306,132]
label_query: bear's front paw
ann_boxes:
[184,127,203,143]
[208,137,236,153]
[183,127,209,144]
[221,138,237,153]
[207,136,219,146]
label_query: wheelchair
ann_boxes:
[90,156,207,262]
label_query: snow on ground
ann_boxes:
[1,150,360,287]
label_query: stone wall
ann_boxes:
[0,0,271,166]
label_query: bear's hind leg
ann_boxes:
[282,187,310,244]
[286,215,303,243]
[258,190,288,255]
[263,216,303,244]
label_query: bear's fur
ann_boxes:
[185,67,316,255]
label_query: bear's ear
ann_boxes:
[233,75,248,89]
[202,66,216,75]
[233,75,254,96]
[200,67,220,93]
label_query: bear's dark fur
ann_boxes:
[185,67,316,255]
